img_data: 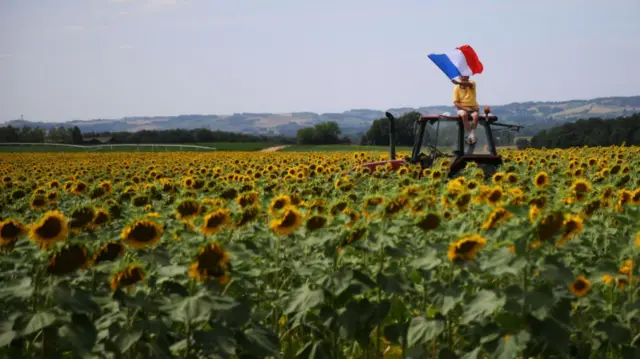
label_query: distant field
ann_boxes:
[282,145,415,152]
[0,142,517,153]
[0,142,276,152]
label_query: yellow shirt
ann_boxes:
[453,81,478,108]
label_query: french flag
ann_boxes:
[427,45,484,79]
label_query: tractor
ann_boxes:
[357,107,524,180]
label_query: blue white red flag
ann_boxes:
[427,45,484,79]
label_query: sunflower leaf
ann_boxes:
[461,290,506,325]
[237,324,281,358]
[285,284,325,315]
[21,310,57,336]
[409,247,442,272]
[0,277,32,301]
[406,316,445,348]
[169,294,214,325]
[492,330,530,359]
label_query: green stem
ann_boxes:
[273,234,281,333]
[331,249,339,359]
[376,234,384,359]
[185,322,191,358]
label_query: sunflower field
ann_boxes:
[1,148,639,359]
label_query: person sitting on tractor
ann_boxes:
[452,75,479,144]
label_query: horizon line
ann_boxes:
[2,94,639,125]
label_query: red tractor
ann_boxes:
[358,107,523,179]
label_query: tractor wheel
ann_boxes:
[477,163,498,181]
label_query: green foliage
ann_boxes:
[296,121,347,145]
[531,113,640,148]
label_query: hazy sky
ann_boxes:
[1,0,639,123]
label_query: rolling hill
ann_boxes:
[4,96,639,137]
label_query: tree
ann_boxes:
[515,138,530,149]
[296,127,316,145]
[71,126,83,145]
[296,121,343,145]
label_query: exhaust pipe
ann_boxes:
[385,112,396,160]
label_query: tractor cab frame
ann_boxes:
[358,107,524,179]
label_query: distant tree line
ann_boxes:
[0,125,297,145]
[296,121,351,145]
[530,113,640,148]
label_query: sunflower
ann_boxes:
[235,205,260,228]
[342,208,360,227]
[486,187,504,206]
[220,187,238,200]
[569,276,591,297]
[529,205,541,223]
[533,171,550,188]
[305,215,327,231]
[635,232,640,249]
[46,244,88,275]
[69,206,95,229]
[534,211,564,244]
[0,219,26,246]
[491,172,505,185]
[270,206,302,236]
[93,209,110,226]
[454,192,472,211]
[201,208,231,235]
[616,189,633,212]
[506,173,519,185]
[175,199,201,220]
[92,242,126,266]
[110,265,145,291]
[187,241,231,284]
[30,194,47,210]
[556,215,584,246]
[447,234,487,262]
[415,212,440,231]
[182,176,195,188]
[383,195,408,216]
[120,219,163,249]
[330,201,349,216]
[236,191,259,208]
[307,199,327,215]
[481,207,513,230]
[29,210,69,249]
[72,181,87,195]
[338,227,368,250]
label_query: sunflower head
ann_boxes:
[47,244,88,275]
[30,194,48,210]
[569,276,591,297]
[120,219,163,249]
[0,219,26,245]
[533,172,550,188]
[270,206,302,236]
[92,242,126,266]
[481,207,513,230]
[188,241,231,284]
[175,199,201,220]
[235,205,260,228]
[447,234,487,262]
[338,226,368,250]
[93,209,110,226]
[110,264,145,291]
[416,212,440,231]
[29,210,68,250]
[201,208,231,236]
[305,215,328,231]
[69,206,96,229]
